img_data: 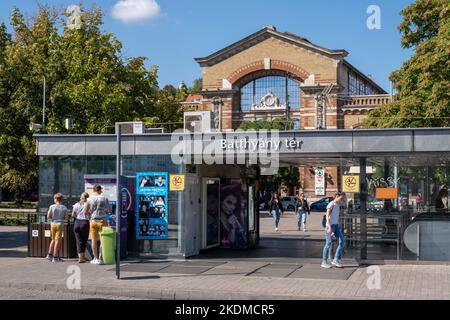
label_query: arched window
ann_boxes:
[240,76,301,111]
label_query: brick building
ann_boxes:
[189,26,392,198]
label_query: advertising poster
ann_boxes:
[136,172,168,240]
[219,184,248,249]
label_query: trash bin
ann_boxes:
[100,227,115,265]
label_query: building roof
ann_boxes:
[194,26,349,67]
[185,94,202,103]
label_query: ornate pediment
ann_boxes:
[252,91,286,110]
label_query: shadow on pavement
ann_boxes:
[0,250,28,258]
[121,275,160,280]
[0,231,27,249]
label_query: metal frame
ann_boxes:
[201,177,221,249]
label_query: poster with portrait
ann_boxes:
[136,172,168,240]
[219,184,248,249]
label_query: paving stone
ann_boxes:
[287,264,357,280]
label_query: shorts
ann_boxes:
[90,220,107,239]
[51,223,63,240]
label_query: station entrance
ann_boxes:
[192,152,450,263]
[34,128,450,262]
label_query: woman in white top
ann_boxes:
[72,192,90,263]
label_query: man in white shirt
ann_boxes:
[321,192,346,269]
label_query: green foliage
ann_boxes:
[143,85,186,132]
[273,166,300,196]
[365,0,450,128]
[238,117,293,130]
[0,5,180,193]
[189,78,202,94]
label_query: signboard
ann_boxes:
[315,168,325,196]
[169,174,185,191]
[342,175,360,193]
[84,175,117,202]
[136,172,168,240]
[32,230,39,237]
[44,230,51,238]
[376,188,398,199]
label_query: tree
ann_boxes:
[365,0,450,128]
[238,117,293,130]
[162,84,177,97]
[0,5,160,194]
[143,85,185,132]
[274,166,300,196]
[189,77,202,94]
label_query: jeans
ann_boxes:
[296,211,307,229]
[272,209,280,228]
[322,224,345,263]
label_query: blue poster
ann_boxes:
[136,172,168,240]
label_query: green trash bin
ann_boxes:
[100,227,115,265]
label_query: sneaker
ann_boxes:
[90,258,98,265]
[52,257,63,263]
[303,228,307,232]
[331,260,343,268]
[97,259,105,265]
[275,227,279,231]
[321,262,332,269]
[46,254,53,261]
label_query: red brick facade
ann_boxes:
[191,27,390,198]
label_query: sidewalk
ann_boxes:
[1,255,450,300]
[2,223,450,300]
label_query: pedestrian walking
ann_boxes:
[269,192,283,231]
[46,193,68,263]
[296,193,310,231]
[416,193,423,211]
[321,192,346,269]
[72,192,90,263]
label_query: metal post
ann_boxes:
[42,77,46,129]
[360,158,367,260]
[416,223,420,261]
[115,123,121,279]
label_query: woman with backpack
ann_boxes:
[296,193,311,232]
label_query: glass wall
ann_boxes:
[240,76,301,111]
[38,155,184,255]
[340,155,450,261]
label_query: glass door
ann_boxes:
[202,178,220,249]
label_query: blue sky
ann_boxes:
[0,0,415,92]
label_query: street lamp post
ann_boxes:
[42,77,46,130]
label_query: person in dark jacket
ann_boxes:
[270,192,283,231]
[295,193,311,231]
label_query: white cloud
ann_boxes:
[112,0,161,23]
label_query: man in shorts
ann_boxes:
[46,193,68,263]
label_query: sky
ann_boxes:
[0,0,415,92]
